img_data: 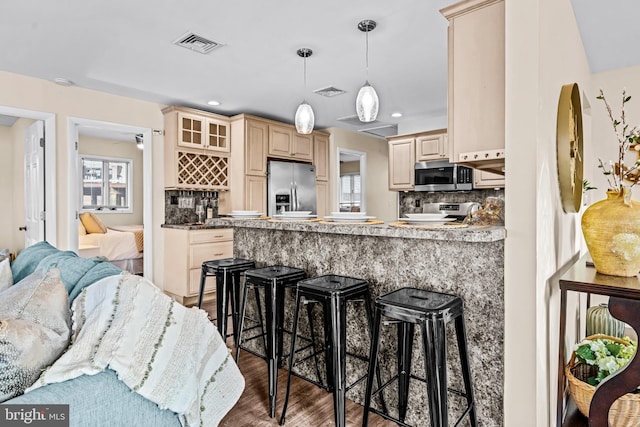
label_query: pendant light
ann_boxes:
[356,19,379,123]
[294,48,315,134]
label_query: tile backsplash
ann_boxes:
[398,189,504,218]
[164,190,219,224]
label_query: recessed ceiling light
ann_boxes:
[207,100,220,106]
[391,112,403,118]
[53,78,73,87]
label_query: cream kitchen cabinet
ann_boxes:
[163,227,233,306]
[415,129,448,162]
[313,134,329,181]
[245,175,267,213]
[387,137,415,191]
[163,106,230,190]
[441,0,505,175]
[316,181,330,217]
[474,169,505,188]
[268,124,313,161]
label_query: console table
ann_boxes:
[557,254,640,427]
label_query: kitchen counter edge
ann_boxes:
[162,219,505,243]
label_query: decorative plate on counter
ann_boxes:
[399,217,450,225]
[273,213,317,220]
[324,215,375,223]
[229,211,263,218]
[404,213,448,220]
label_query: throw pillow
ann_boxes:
[0,258,13,292]
[79,212,107,234]
[78,221,87,236]
[0,268,71,402]
[11,241,60,283]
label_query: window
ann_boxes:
[339,173,361,211]
[81,156,132,212]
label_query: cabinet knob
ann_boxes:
[473,154,478,159]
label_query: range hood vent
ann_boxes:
[174,32,222,54]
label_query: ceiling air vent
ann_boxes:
[173,32,222,54]
[358,124,399,138]
[336,114,383,127]
[314,86,347,97]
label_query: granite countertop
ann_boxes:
[162,218,505,243]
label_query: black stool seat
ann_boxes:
[362,287,477,427]
[280,275,386,427]
[236,265,307,418]
[198,258,255,347]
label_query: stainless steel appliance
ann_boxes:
[414,160,473,192]
[421,202,481,222]
[267,160,317,216]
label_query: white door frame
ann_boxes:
[0,106,56,247]
[68,117,153,281]
[336,147,367,213]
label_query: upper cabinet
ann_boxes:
[441,0,505,176]
[474,169,505,189]
[387,129,447,191]
[388,137,416,191]
[174,110,230,153]
[416,131,449,162]
[163,106,230,190]
[268,124,313,161]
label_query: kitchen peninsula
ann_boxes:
[163,219,505,426]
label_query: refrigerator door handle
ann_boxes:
[293,182,298,211]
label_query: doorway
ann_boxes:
[68,117,153,280]
[337,148,366,213]
[0,106,56,251]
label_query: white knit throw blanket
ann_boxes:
[27,273,245,427]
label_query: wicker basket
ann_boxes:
[565,334,640,427]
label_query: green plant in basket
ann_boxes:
[574,336,637,386]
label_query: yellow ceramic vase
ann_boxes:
[582,187,640,277]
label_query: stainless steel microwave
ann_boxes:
[414,160,473,192]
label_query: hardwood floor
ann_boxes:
[200,300,394,427]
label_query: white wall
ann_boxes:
[327,127,397,221]
[505,0,592,426]
[0,70,166,287]
[78,135,144,226]
[0,125,15,251]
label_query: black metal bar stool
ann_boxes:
[280,274,386,427]
[198,258,255,347]
[362,287,477,427]
[235,265,307,418]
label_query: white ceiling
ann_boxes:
[0,1,638,137]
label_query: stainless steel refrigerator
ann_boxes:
[267,160,317,216]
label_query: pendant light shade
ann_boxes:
[356,82,379,123]
[294,48,315,134]
[356,20,379,122]
[295,101,315,134]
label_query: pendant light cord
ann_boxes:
[365,28,369,80]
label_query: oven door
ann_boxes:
[414,161,456,191]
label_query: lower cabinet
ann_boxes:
[163,228,233,306]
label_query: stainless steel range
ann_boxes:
[421,202,481,222]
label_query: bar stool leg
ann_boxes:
[422,317,448,427]
[455,315,477,426]
[216,271,228,341]
[362,307,383,427]
[197,264,207,309]
[279,289,303,426]
[362,290,387,414]
[276,284,286,368]
[397,321,415,422]
[305,302,323,385]
[265,279,278,418]
[328,294,348,427]
[229,271,241,348]
[235,277,251,363]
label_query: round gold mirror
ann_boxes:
[556,83,584,213]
